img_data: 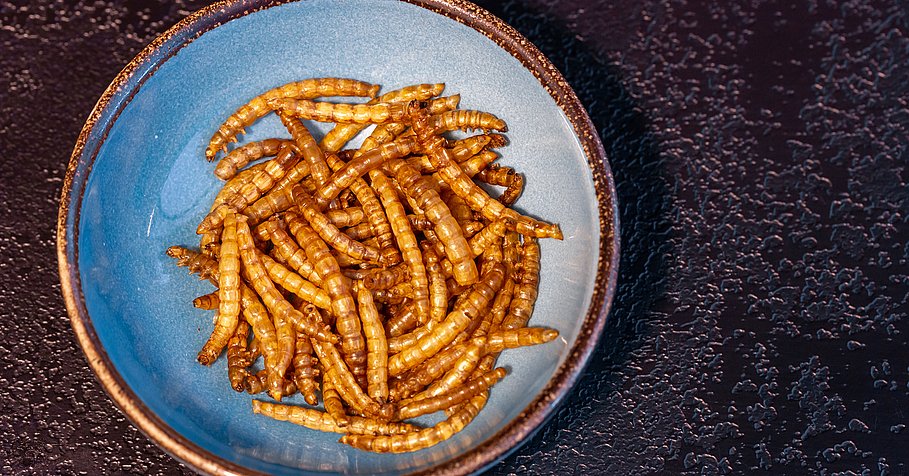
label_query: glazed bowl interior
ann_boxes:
[62,0,615,474]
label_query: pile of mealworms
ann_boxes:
[166,78,564,453]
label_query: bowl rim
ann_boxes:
[55,0,621,474]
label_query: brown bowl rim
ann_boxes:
[55,0,620,474]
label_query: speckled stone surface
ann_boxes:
[2,0,907,475]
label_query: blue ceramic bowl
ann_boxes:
[57,1,619,474]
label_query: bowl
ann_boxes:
[56,0,619,474]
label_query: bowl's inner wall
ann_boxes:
[77,0,600,473]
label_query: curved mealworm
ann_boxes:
[387,263,505,376]
[395,367,506,421]
[227,321,252,392]
[207,77,379,161]
[385,157,477,286]
[362,264,409,291]
[252,400,417,435]
[291,332,320,405]
[411,110,562,240]
[197,144,299,234]
[339,394,485,453]
[270,98,414,125]
[476,164,524,205]
[214,138,290,180]
[286,211,367,382]
[266,220,323,287]
[370,170,431,325]
[197,213,242,365]
[277,111,332,188]
[192,291,220,310]
[292,187,384,265]
[357,285,389,402]
[325,153,401,267]
[320,83,445,153]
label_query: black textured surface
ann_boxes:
[2,0,908,474]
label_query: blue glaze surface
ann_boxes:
[76,0,600,473]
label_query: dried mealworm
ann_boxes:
[339,394,485,453]
[395,367,506,421]
[278,111,332,188]
[311,338,392,420]
[325,153,400,266]
[484,327,559,353]
[384,303,419,338]
[421,244,449,324]
[416,340,484,400]
[197,213,242,365]
[357,284,389,402]
[197,144,299,233]
[370,170,431,324]
[215,138,290,180]
[292,333,319,406]
[387,263,505,376]
[270,98,414,125]
[237,215,336,344]
[286,212,367,381]
[343,222,375,241]
[245,370,297,397]
[314,136,420,210]
[293,187,383,265]
[207,78,379,161]
[499,237,541,331]
[468,217,513,258]
[408,133,494,173]
[355,95,460,159]
[322,370,351,427]
[252,400,417,435]
[362,264,410,291]
[412,109,561,240]
[227,321,252,392]
[476,164,524,205]
[320,83,445,153]
[259,252,332,310]
[267,220,322,287]
[428,109,507,134]
[243,187,294,227]
[192,291,219,310]
[325,207,365,228]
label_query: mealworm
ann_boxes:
[484,327,559,353]
[385,157,477,286]
[338,394,485,453]
[245,369,297,397]
[270,98,414,125]
[192,291,219,310]
[252,400,417,435]
[395,367,506,421]
[468,217,513,258]
[197,144,299,234]
[277,111,332,188]
[322,370,351,427]
[499,237,541,331]
[412,114,562,239]
[362,264,409,291]
[207,77,379,161]
[259,252,332,310]
[384,303,419,338]
[458,150,500,178]
[355,95,460,161]
[243,187,294,227]
[357,285,389,402]
[387,262,505,376]
[237,215,337,344]
[408,133,495,174]
[325,207,365,228]
[266,220,323,287]
[286,211,367,382]
[197,213,242,365]
[370,170,431,324]
[476,164,524,205]
[320,83,445,153]
[311,337,392,420]
[388,338,467,401]
[214,138,290,180]
[314,136,420,210]
[416,341,484,400]
[421,244,449,324]
[325,153,401,267]
[293,187,383,265]
[292,332,320,406]
[227,321,252,392]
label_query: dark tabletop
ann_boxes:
[2,0,908,474]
